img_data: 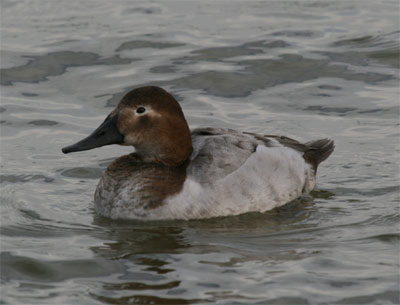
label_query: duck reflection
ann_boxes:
[91,217,191,258]
[87,192,330,304]
[89,218,198,304]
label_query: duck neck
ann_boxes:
[159,131,193,166]
[134,144,192,167]
[136,126,193,167]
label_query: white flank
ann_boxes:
[153,144,315,220]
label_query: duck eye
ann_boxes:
[136,106,146,114]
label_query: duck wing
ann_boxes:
[189,128,277,185]
[188,128,334,184]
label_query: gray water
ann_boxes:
[1,1,399,304]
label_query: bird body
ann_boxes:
[62,86,334,220]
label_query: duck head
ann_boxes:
[62,86,193,166]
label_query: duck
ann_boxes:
[62,86,334,220]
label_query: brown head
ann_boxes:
[62,86,193,166]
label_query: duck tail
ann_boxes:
[304,139,335,171]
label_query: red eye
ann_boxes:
[136,106,146,114]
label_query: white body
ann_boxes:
[95,130,315,220]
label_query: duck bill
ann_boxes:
[62,113,124,154]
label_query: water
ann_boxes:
[1,1,399,304]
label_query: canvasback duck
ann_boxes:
[62,86,334,220]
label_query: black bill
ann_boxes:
[62,113,124,154]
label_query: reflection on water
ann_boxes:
[0,51,135,86]
[87,200,320,304]
[1,0,399,304]
[116,40,185,52]
[106,48,395,106]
